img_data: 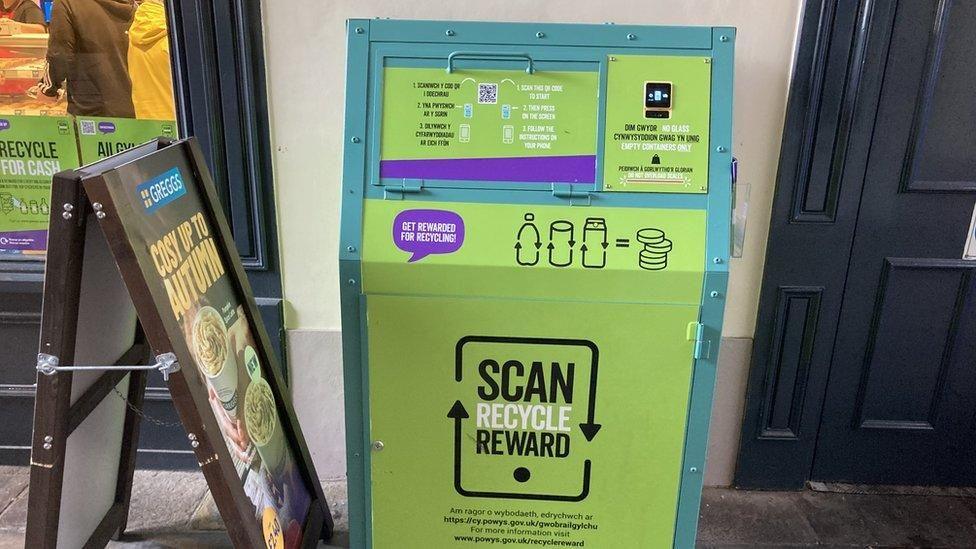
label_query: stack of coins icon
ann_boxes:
[636,228,673,271]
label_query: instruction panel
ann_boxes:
[380,67,599,184]
[603,55,711,193]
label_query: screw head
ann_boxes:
[44,435,53,443]
[536,31,545,38]
[608,56,617,62]
[42,443,52,450]
[445,29,455,37]
[92,202,103,211]
[346,245,356,253]
[627,33,636,40]
[372,440,385,452]
[62,211,72,220]
[710,291,720,298]
[716,146,727,153]
[720,35,730,42]
[355,27,364,34]
[351,136,361,143]
[96,211,106,219]
[348,278,357,285]
[690,466,699,473]
[188,433,197,441]
[190,440,199,448]
[713,257,723,264]
[62,203,73,212]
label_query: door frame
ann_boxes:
[734,0,898,489]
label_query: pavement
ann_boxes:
[2,465,975,548]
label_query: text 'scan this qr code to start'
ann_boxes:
[478,83,498,104]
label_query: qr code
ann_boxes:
[79,120,96,135]
[478,82,498,104]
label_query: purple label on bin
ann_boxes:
[0,120,10,131]
[393,209,464,262]
[97,121,116,134]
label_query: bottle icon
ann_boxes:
[582,218,608,269]
[515,213,541,266]
[548,220,574,267]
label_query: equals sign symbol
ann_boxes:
[615,238,631,248]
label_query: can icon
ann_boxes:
[548,221,574,267]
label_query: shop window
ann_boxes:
[0,0,178,256]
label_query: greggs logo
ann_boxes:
[137,167,186,213]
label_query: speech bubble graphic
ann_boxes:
[393,209,464,262]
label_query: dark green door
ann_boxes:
[737,0,976,488]
[811,0,976,485]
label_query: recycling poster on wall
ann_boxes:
[76,116,177,164]
[380,67,598,184]
[361,199,706,547]
[0,115,78,254]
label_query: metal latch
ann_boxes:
[551,183,592,206]
[384,179,424,199]
[687,322,710,360]
[37,352,181,381]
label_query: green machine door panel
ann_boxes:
[366,294,700,548]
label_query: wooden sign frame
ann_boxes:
[26,138,333,548]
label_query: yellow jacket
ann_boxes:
[128,0,175,121]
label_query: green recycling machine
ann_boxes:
[339,19,734,548]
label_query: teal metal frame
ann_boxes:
[339,19,734,549]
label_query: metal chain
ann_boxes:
[111,385,183,428]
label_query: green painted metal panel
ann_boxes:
[367,295,699,548]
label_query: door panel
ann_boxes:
[366,295,700,549]
[738,0,976,488]
[812,0,976,485]
[735,0,886,489]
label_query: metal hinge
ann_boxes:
[37,352,181,381]
[551,183,592,206]
[384,179,424,199]
[687,322,710,360]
